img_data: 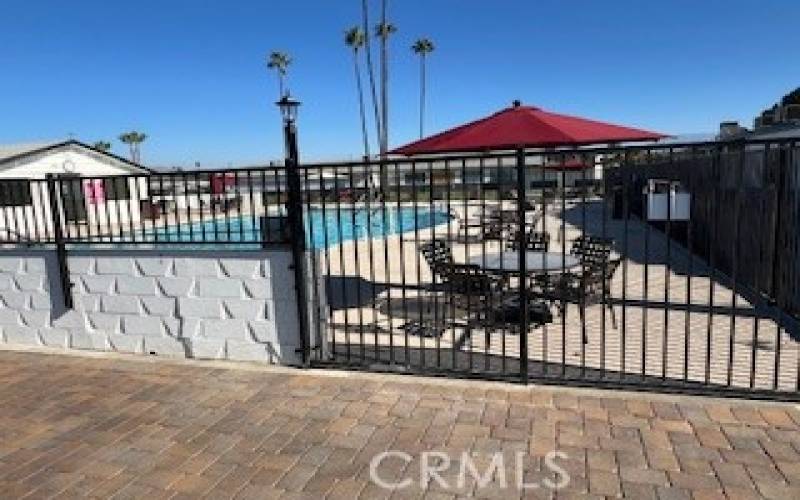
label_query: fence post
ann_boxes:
[770,142,787,306]
[45,174,73,309]
[283,122,310,366]
[515,149,529,383]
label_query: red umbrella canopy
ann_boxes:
[391,100,668,155]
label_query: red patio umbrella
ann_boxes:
[391,100,667,155]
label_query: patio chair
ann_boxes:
[570,236,613,265]
[533,258,621,343]
[439,263,552,339]
[420,240,480,285]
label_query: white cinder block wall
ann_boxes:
[0,249,326,365]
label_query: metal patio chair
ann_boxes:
[533,258,621,343]
[570,236,613,266]
[420,239,480,286]
[439,263,553,345]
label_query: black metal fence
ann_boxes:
[1,139,799,400]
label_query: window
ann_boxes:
[0,181,33,207]
[103,178,131,200]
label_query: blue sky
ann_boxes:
[0,0,798,167]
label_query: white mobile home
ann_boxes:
[0,140,150,241]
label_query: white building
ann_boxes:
[0,140,150,241]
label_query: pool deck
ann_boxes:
[317,199,800,393]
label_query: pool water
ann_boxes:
[148,206,451,249]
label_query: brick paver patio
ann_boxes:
[1,349,799,499]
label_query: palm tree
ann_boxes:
[412,38,435,139]
[266,51,292,97]
[375,1,396,158]
[118,131,147,164]
[92,141,111,152]
[361,0,381,151]
[345,27,370,160]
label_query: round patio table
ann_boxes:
[468,251,580,274]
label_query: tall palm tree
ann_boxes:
[375,1,396,159]
[266,51,292,97]
[412,38,435,139]
[361,0,381,151]
[118,131,147,164]
[345,27,370,160]
[92,141,111,152]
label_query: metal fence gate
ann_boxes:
[302,140,800,400]
[0,140,798,400]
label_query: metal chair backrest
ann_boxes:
[420,240,453,279]
[571,236,613,263]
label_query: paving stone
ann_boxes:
[668,471,721,491]
[0,350,796,500]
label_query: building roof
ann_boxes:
[748,123,800,141]
[0,140,151,174]
[0,141,62,162]
[391,100,668,155]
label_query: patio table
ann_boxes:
[468,251,580,274]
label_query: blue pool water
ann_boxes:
[148,206,451,249]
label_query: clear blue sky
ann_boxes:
[1,0,797,167]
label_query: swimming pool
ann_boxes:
[148,206,452,249]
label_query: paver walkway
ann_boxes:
[0,349,799,499]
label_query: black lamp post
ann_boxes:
[276,94,301,166]
[275,93,310,365]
